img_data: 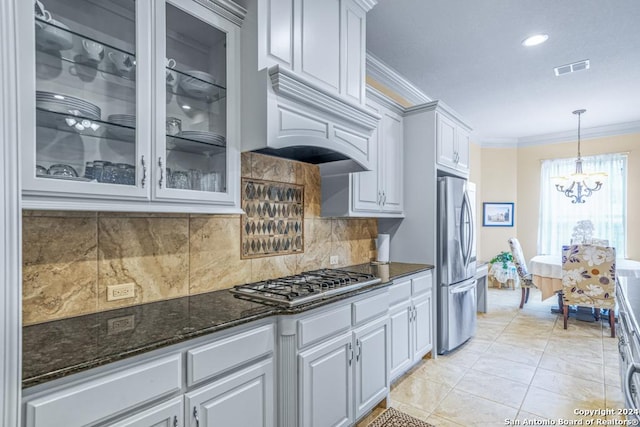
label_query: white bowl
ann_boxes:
[179,70,217,99]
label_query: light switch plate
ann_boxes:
[330,255,339,265]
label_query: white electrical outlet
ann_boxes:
[107,283,135,301]
[330,255,339,265]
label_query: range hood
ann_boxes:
[241,66,380,176]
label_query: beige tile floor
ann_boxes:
[360,287,627,426]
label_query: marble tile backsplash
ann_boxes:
[22,153,378,325]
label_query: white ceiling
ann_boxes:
[366,0,640,145]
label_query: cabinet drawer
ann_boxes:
[297,304,352,348]
[187,324,274,387]
[412,272,433,296]
[352,291,389,325]
[388,279,411,306]
[25,354,182,427]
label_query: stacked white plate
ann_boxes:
[36,91,101,120]
[107,114,136,140]
[179,130,226,146]
[179,70,217,99]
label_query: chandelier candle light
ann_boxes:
[552,109,607,204]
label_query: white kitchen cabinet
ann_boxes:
[321,88,404,217]
[18,0,243,213]
[109,397,184,427]
[388,300,412,380]
[252,0,371,105]
[24,354,183,427]
[353,316,389,420]
[388,271,434,382]
[412,291,433,361]
[185,359,274,427]
[22,319,275,427]
[298,317,389,427]
[299,332,353,427]
[279,288,389,427]
[436,112,470,176]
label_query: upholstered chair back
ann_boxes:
[561,244,616,309]
[508,237,530,279]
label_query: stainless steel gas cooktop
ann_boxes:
[230,268,381,307]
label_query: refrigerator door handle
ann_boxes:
[459,192,472,268]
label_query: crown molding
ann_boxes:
[194,0,247,26]
[366,52,431,106]
[404,100,472,131]
[269,66,380,130]
[517,120,640,147]
[352,0,378,12]
[365,86,406,116]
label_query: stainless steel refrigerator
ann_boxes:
[437,176,477,354]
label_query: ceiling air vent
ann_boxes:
[554,59,590,76]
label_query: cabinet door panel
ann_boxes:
[436,114,457,169]
[456,127,470,171]
[154,0,239,206]
[389,303,412,381]
[109,397,183,427]
[342,1,365,104]
[300,0,340,91]
[381,109,403,213]
[299,332,353,427]
[354,317,389,420]
[22,0,151,200]
[185,359,274,427]
[263,0,294,67]
[413,292,433,360]
[352,101,380,212]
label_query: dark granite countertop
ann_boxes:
[22,262,433,389]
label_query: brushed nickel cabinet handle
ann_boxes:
[158,157,164,188]
[140,155,147,188]
[193,407,200,427]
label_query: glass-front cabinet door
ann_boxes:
[20,0,241,212]
[21,0,152,202]
[152,0,239,206]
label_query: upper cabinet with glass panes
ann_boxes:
[19,0,244,213]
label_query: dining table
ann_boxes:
[529,254,640,300]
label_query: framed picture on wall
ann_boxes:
[483,202,514,227]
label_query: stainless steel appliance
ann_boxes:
[437,176,477,354]
[230,269,381,307]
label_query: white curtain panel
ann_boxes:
[538,153,627,257]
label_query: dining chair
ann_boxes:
[561,244,616,337]
[508,238,538,309]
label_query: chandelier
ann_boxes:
[552,109,607,204]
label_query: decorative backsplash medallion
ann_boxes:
[241,178,304,258]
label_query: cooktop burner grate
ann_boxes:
[230,268,381,306]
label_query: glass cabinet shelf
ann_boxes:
[168,67,226,104]
[167,134,226,155]
[36,18,137,83]
[36,108,136,143]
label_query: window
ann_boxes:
[538,153,627,257]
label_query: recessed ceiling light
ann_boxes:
[522,34,549,47]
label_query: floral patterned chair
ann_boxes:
[508,238,538,309]
[561,244,616,337]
